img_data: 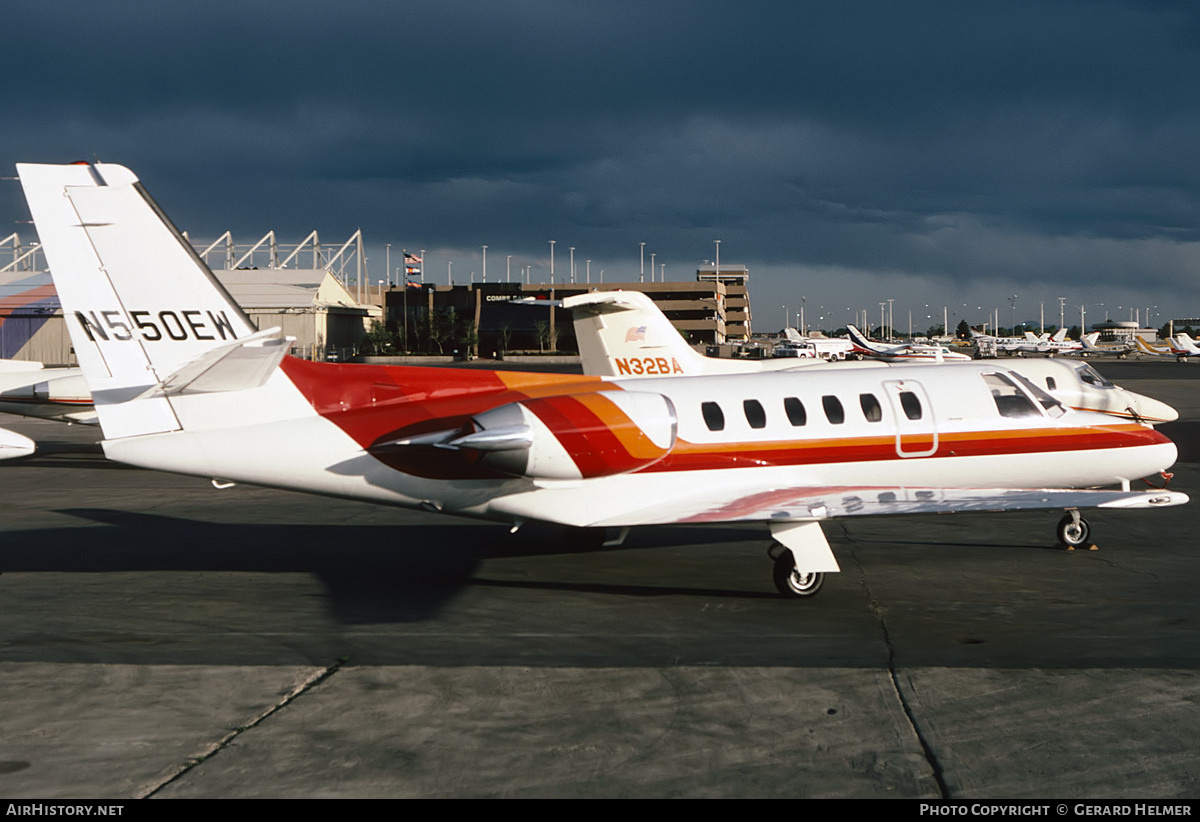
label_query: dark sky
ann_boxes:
[3,0,1199,332]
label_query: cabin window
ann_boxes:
[784,397,807,426]
[743,399,767,429]
[1045,377,1057,391]
[983,373,1039,418]
[822,395,845,425]
[701,401,725,431]
[898,391,923,420]
[859,393,883,422]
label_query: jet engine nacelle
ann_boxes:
[457,390,678,480]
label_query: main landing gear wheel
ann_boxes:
[771,548,825,598]
[1056,513,1092,549]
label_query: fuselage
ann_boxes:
[101,357,1177,528]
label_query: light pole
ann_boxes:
[481,245,487,282]
[447,260,452,286]
[585,259,591,284]
[506,254,511,283]
[549,240,555,283]
[386,244,391,287]
[714,240,721,279]
[639,242,645,282]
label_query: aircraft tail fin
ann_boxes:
[564,290,709,377]
[844,324,882,355]
[17,163,261,439]
[1134,337,1165,355]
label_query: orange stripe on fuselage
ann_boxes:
[570,393,668,461]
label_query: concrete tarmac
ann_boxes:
[0,358,1197,798]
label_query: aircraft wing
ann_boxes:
[578,483,1187,527]
[490,477,1187,529]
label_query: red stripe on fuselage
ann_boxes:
[279,356,611,448]
[520,394,633,478]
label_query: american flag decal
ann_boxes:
[625,326,647,343]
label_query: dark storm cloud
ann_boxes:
[3,1,1200,317]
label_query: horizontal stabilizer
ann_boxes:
[562,292,645,316]
[0,359,44,373]
[138,327,294,398]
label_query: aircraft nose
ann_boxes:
[1127,392,1179,424]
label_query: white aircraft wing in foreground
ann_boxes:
[16,162,1187,598]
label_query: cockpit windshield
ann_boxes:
[984,372,1067,419]
[1010,373,1067,418]
[1076,364,1115,388]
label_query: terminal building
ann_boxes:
[379,264,754,356]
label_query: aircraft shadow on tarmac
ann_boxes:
[0,508,776,624]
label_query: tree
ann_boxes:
[455,318,478,359]
[362,319,395,355]
[427,308,456,354]
[532,320,551,352]
[956,319,970,339]
[497,321,513,354]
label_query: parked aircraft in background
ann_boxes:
[0,360,94,459]
[973,328,1097,356]
[845,324,973,362]
[16,162,1187,598]
[1172,333,1200,357]
[1135,336,1195,361]
[567,291,1177,424]
[0,360,93,423]
[566,290,827,377]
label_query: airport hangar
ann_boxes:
[0,231,754,363]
